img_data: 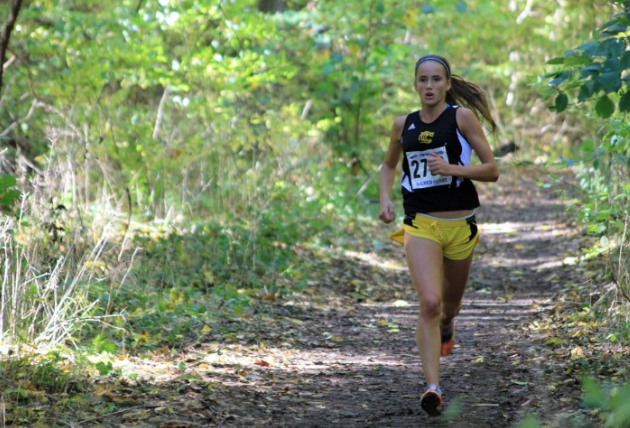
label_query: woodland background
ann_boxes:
[1,0,630,426]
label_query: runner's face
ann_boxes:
[414,61,451,107]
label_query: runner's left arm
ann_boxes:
[427,107,499,182]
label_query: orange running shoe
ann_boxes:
[440,321,455,356]
[421,384,443,416]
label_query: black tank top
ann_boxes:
[400,105,480,214]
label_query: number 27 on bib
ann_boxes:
[406,147,452,190]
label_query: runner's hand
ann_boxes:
[428,153,452,176]
[379,200,396,224]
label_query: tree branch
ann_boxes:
[153,84,170,141]
[7,46,36,97]
[0,0,24,94]
[0,97,39,138]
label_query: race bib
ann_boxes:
[406,147,452,189]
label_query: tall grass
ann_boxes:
[0,134,138,350]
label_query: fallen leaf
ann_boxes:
[571,346,584,357]
[254,360,271,367]
[93,386,113,396]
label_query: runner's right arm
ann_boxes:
[379,116,406,224]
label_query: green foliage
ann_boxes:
[514,379,630,428]
[0,353,87,397]
[92,334,117,354]
[95,361,113,376]
[0,0,618,370]
[516,414,540,428]
[543,2,630,304]
[555,92,569,113]
[583,378,630,428]
[561,118,630,302]
[596,95,616,118]
[546,2,630,118]
[0,175,21,210]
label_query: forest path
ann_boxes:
[74,165,590,428]
[194,164,585,428]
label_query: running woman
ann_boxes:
[378,54,499,416]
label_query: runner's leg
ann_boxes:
[404,233,444,387]
[441,251,474,324]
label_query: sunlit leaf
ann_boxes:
[546,57,564,65]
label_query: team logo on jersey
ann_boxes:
[408,123,416,130]
[418,131,434,144]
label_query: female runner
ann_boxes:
[378,54,499,416]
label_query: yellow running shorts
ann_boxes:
[389,213,479,260]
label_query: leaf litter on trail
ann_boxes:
[9,167,628,427]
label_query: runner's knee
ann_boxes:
[419,295,442,320]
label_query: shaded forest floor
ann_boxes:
[5,164,630,427]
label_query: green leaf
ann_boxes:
[604,57,621,72]
[549,71,571,86]
[619,91,630,112]
[597,72,621,93]
[546,57,565,65]
[0,175,17,191]
[555,93,568,113]
[621,51,630,69]
[421,4,435,14]
[576,41,599,56]
[581,62,603,79]
[581,139,595,152]
[595,38,625,58]
[565,56,590,67]
[595,95,615,118]
[582,378,604,408]
[92,334,118,354]
[516,414,539,428]
[95,361,114,376]
[602,23,627,35]
[0,189,21,206]
[578,81,596,102]
[455,1,467,12]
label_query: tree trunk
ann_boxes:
[258,0,286,13]
[0,0,23,94]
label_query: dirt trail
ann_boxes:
[180,165,584,428]
[78,165,589,428]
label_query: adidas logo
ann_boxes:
[408,123,416,130]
